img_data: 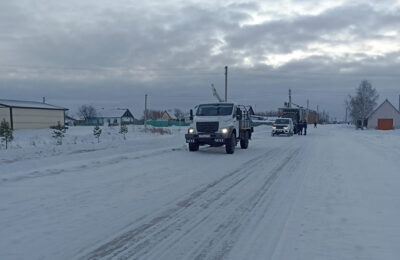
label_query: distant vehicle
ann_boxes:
[185,103,254,154]
[278,107,305,134]
[272,118,294,136]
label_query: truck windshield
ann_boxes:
[196,104,233,116]
[275,119,290,124]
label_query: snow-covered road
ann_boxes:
[1,125,400,260]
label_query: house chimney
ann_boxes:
[42,97,45,103]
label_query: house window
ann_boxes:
[114,119,118,124]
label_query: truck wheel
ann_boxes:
[225,133,236,154]
[240,131,249,149]
[189,142,199,152]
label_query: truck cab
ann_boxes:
[185,103,253,154]
[279,107,305,134]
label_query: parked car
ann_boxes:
[272,118,294,136]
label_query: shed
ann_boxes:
[367,99,400,130]
[161,111,176,121]
[0,99,68,130]
[65,115,78,126]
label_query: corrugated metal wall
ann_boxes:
[0,105,11,125]
[12,108,65,129]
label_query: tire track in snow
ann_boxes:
[80,146,301,260]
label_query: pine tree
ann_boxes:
[119,124,128,140]
[0,119,13,149]
[52,121,66,145]
[93,125,102,143]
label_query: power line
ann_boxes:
[1,64,399,79]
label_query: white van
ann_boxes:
[272,118,294,136]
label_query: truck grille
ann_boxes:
[276,126,284,129]
[196,122,219,133]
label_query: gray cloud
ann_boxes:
[1,0,399,119]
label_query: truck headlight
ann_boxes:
[272,126,276,129]
[221,128,229,134]
[284,126,288,129]
[188,128,195,134]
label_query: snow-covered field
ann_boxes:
[1,125,400,260]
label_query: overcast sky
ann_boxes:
[1,0,400,119]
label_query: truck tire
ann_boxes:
[225,133,236,154]
[189,142,199,152]
[240,131,249,149]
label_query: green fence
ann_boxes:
[146,120,189,127]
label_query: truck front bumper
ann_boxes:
[185,133,229,145]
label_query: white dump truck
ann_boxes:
[185,103,253,154]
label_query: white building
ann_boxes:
[0,99,68,130]
[367,99,400,130]
[98,108,135,126]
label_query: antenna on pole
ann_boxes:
[211,84,224,102]
[289,89,292,108]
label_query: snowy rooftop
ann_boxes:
[0,99,68,110]
[97,108,132,118]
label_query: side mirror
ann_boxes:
[236,108,242,120]
[189,109,193,121]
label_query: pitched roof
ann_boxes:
[367,99,400,119]
[98,108,134,118]
[0,99,68,110]
[65,115,77,120]
[161,110,177,120]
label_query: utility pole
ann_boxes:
[398,94,400,111]
[144,94,148,129]
[288,89,292,108]
[317,105,319,123]
[224,66,228,102]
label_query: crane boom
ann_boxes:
[211,84,224,102]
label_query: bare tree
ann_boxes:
[348,80,379,127]
[318,110,330,124]
[78,105,97,120]
[174,108,185,120]
[143,109,163,120]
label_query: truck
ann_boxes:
[185,103,254,154]
[278,107,306,134]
